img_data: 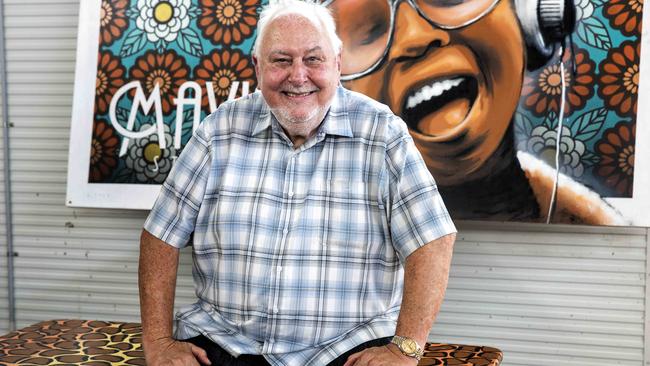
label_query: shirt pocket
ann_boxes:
[320,179,374,253]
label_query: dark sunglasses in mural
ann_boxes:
[322,0,500,80]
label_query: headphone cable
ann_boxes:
[546,58,567,224]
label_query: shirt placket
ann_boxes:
[263,148,298,353]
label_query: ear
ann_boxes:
[253,55,260,77]
[336,52,341,75]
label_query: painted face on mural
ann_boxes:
[340,1,526,185]
[254,15,341,145]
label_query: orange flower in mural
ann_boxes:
[194,48,257,110]
[129,50,190,114]
[99,0,129,45]
[598,40,640,118]
[596,121,635,197]
[95,51,126,115]
[521,47,595,117]
[198,0,259,45]
[89,119,119,182]
[603,0,643,37]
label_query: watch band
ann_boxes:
[391,335,424,361]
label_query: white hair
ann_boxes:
[253,0,342,58]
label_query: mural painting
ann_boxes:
[332,0,645,225]
[67,0,649,226]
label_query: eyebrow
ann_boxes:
[268,46,324,58]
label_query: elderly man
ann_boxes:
[138,1,456,365]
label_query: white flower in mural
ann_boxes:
[575,0,594,21]
[125,123,177,183]
[136,0,191,43]
[527,125,586,178]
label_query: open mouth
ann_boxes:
[282,90,317,97]
[402,76,479,136]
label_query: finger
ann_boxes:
[190,344,212,365]
[343,350,365,366]
[180,355,201,366]
[353,352,373,366]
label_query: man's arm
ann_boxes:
[344,233,456,366]
[138,229,211,366]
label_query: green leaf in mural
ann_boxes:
[116,107,131,126]
[120,29,148,57]
[515,112,533,137]
[581,151,601,168]
[514,112,533,151]
[576,17,611,49]
[177,28,204,57]
[571,107,607,141]
[188,6,202,18]
[542,111,558,129]
[125,6,139,19]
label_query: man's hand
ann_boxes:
[144,337,211,366]
[343,344,419,366]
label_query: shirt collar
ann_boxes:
[252,86,353,138]
[318,86,353,138]
[252,92,273,136]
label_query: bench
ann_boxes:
[0,320,503,365]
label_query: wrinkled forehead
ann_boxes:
[260,14,333,55]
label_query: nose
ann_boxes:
[388,1,451,60]
[287,60,309,85]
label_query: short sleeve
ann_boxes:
[383,121,456,262]
[143,121,213,248]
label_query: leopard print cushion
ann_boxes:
[0,320,144,365]
[0,320,502,365]
[420,343,503,365]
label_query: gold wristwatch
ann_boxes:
[390,335,423,361]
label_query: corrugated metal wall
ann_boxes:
[0,1,647,366]
[432,222,648,366]
[0,80,7,333]
[0,0,10,335]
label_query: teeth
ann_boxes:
[406,78,464,109]
[286,91,311,97]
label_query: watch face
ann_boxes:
[403,339,417,354]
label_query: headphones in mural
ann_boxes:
[515,0,576,70]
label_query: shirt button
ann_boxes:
[283,228,288,235]
[277,266,282,273]
[288,191,294,197]
[273,307,279,314]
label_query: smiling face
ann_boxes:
[254,15,341,145]
[343,1,526,184]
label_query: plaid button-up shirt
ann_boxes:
[144,86,456,365]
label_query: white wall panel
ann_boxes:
[0,3,647,366]
[0,0,10,335]
[432,222,648,366]
[0,123,8,333]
